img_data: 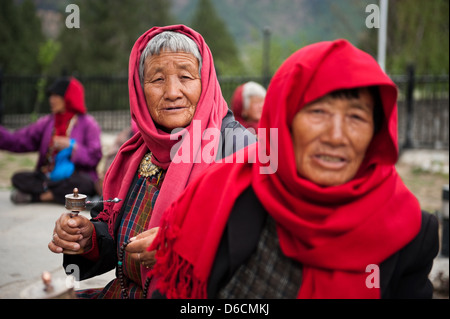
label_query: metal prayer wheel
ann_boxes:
[65,188,87,214]
[20,271,76,299]
[64,188,87,255]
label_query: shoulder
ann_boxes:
[408,211,439,257]
[76,114,101,128]
[221,109,255,136]
[36,114,54,125]
[28,114,54,132]
[390,211,438,260]
[77,113,97,122]
[218,110,257,159]
[380,211,440,298]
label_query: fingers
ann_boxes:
[128,250,156,269]
[133,227,159,240]
[48,213,92,254]
[48,232,81,253]
[53,136,70,150]
[125,229,160,268]
[48,234,63,253]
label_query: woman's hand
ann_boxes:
[126,227,160,269]
[48,213,94,254]
[53,136,72,151]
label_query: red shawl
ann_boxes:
[150,39,422,299]
[97,25,228,244]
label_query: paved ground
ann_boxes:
[0,191,114,299]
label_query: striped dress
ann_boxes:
[76,170,164,299]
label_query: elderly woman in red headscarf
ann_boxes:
[48,25,255,299]
[231,81,266,133]
[149,39,439,299]
[0,77,102,205]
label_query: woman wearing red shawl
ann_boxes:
[0,77,102,205]
[48,25,255,299]
[231,81,266,132]
[150,39,439,299]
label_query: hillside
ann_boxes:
[171,0,374,48]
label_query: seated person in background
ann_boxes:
[149,39,439,299]
[230,81,266,133]
[0,77,102,205]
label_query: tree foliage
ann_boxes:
[189,0,243,75]
[359,0,449,75]
[51,0,174,75]
[0,0,44,74]
[387,0,449,74]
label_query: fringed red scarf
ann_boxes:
[150,39,422,299]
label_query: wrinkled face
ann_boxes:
[49,94,66,114]
[291,88,375,186]
[243,95,264,122]
[143,51,201,132]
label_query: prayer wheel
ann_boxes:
[63,188,87,255]
[65,187,87,214]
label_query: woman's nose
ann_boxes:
[323,115,348,145]
[164,77,183,100]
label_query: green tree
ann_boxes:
[360,0,449,75]
[33,39,61,120]
[387,0,449,74]
[0,0,44,74]
[189,0,243,75]
[51,0,174,75]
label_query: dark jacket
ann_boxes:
[205,186,440,299]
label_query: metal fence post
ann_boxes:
[403,64,415,149]
[262,26,271,88]
[441,185,449,257]
[0,68,3,125]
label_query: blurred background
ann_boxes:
[0,1,448,203]
[0,0,448,141]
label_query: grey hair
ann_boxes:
[139,31,202,86]
[242,81,266,110]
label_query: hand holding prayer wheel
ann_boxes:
[48,188,94,255]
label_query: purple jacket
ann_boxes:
[0,114,102,182]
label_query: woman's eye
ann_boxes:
[349,112,369,122]
[310,108,325,114]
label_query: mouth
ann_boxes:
[313,153,348,168]
[163,106,187,111]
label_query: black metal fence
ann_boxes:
[1,71,448,150]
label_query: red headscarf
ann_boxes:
[51,77,86,136]
[150,39,422,299]
[230,83,258,131]
[97,25,229,238]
